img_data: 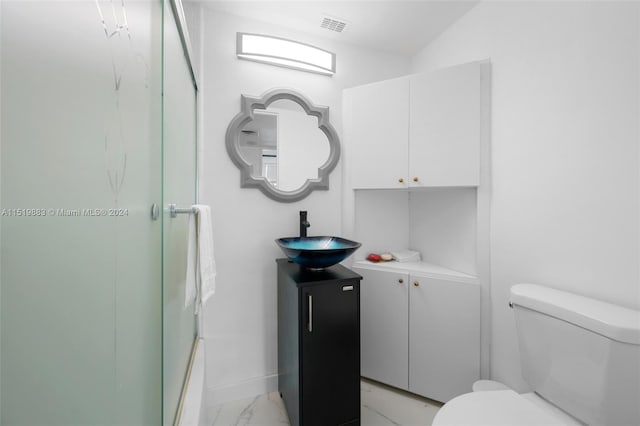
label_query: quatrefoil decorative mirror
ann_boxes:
[225,88,340,202]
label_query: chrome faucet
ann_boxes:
[299,211,310,237]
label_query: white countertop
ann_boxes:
[352,260,479,284]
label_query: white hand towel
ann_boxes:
[193,205,216,312]
[185,210,197,308]
[184,205,217,312]
[390,249,421,263]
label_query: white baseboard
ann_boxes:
[206,374,279,407]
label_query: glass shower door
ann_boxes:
[162,1,198,424]
[1,1,163,425]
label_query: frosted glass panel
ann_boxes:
[162,1,198,424]
[0,1,162,424]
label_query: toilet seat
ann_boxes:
[432,390,574,426]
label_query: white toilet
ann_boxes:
[433,283,640,426]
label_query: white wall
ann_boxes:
[410,0,640,391]
[409,188,477,276]
[192,6,409,402]
[353,190,411,259]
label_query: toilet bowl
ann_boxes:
[433,284,640,426]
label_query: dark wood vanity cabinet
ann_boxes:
[277,259,362,426]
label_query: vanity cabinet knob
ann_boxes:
[398,178,404,183]
[413,177,419,182]
[413,281,420,287]
[398,278,404,284]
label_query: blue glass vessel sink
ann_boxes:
[275,236,361,269]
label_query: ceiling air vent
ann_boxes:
[320,16,348,33]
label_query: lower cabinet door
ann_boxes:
[408,274,480,401]
[301,281,360,426]
[358,267,409,390]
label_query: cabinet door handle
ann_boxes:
[398,278,404,284]
[414,281,420,287]
[307,294,313,332]
[398,178,404,183]
[342,285,354,291]
[413,176,419,182]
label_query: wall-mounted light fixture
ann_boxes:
[236,33,336,76]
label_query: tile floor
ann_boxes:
[209,379,442,426]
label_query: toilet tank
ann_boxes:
[510,284,640,426]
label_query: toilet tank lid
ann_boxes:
[510,284,640,345]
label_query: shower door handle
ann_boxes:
[150,203,160,221]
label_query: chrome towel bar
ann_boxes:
[168,203,196,218]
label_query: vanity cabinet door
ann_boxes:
[345,77,409,189]
[357,267,409,390]
[409,62,481,187]
[408,274,480,402]
[301,280,360,426]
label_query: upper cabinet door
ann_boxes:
[346,77,410,189]
[409,63,481,187]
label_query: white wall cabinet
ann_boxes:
[343,60,490,400]
[345,62,481,189]
[354,261,480,402]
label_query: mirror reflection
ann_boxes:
[238,99,330,192]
